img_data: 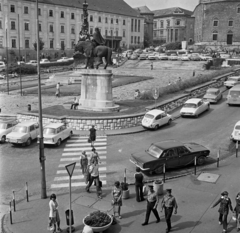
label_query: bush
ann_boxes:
[8,64,37,75]
[40,60,74,68]
[165,42,181,50]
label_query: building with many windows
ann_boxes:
[193,0,240,47]
[152,7,194,45]
[0,0,144,60]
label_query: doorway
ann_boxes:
[227,34,233,45]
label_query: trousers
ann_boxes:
[219,213,228,230]
[164,207,173,230]
[86,175,101,195]
[135,183,144,202]
[144,201,160,223]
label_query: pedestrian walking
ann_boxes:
[134,167,144,202]
[112,181,123,219]
[55,82,60,98]
[79,151,88,174]
[150,62,153,70]
[142,185,160,226]
[48,193,62,233]
[211,191,234,233]
[90,147,101,164]
[234,192,240,231]
[161,188,178,233]
[89,125,96,147]
[85,159,102,198]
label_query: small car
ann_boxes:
[180,98,210,118]
[57,57,70,62]
[178,55,190,61]
[40,123,73,146]
[156,54,168,60]
[230,121,240,142]
[203,88,222,103]
[168,54,178,61]
[148,53,158,60]
[6,121,40,146]
[224,76,240,89]
[142,109,172,130]
[189,53,202,61]
[199,54,212,61]
[0,61,6,72]
[130,140,210,174]
[40,59,50,64]
[130,53,138,60]
[139,54,148,60]
[17,61,25,65]
[26,60,37,65]
[0,119,18,143]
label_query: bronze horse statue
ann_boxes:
[74,41,113,69]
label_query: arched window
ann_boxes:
[213,18,219,27]
[237,4,240,13]
[212,30,218,41]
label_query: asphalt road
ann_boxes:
[0,91,239,206]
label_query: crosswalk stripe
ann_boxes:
[62,154,107,159]
[56,169,106,174]
[54,174,106,181]
[68,138,107,143]
[66,142,106,147]
[64,146,106,151]
[51,180,107,189]
[58,164,107,171]
[60,158,106,165]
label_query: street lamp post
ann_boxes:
[36,0,47,199]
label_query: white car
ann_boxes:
[180,98,210,118]
[199,54,212,61]
[17,61,25,65]
[178,55,190,61]
[224,76,240,89]
[40,59,50,64]
[57,57,72,62]
[26,60,37,66]
[230,121,240,142]
[0,61,6,72]
[7,121,40,146]
[142,109,172,130]
[0,119,18,143]
[148,53,157,60]
[168,54,178,61]
[40,123,73,146]
[156,54,168,60]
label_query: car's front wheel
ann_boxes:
[168,119,172,125]
[56,139,61,146]
[197,156,205,166]
[1,135,6,143]
[154,125,159,130]
[26,138,32,146]
[69,131,73,138]
[154,166,163,174]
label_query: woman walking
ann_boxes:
[89,125,96,147]
[235,192,240,231]
[112,181,123,219]
[48,193,62,233]
[79,151,88,174]
[90,147,101,164]
[211,191,234,233]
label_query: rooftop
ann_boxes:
[134,6,154,14]
[154,140,183,150]
[146,109,164,117]
[153,7,193,18]
[44,123,64,128]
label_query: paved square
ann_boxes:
[197,172,220,183]
[75,196,98,207]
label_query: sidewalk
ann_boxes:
[2,153,240,233]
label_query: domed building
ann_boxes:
[193,0,240,48]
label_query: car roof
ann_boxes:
[44,123,64,128]
[0,119,17,123]
[228,76,240,79]
[146,109,164,116]
[185,98,202,104]
[153,140,184,150]
[235,121,240,126]
[207,88,219,92]
[17,121,38,126]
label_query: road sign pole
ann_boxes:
[69,176,72,233]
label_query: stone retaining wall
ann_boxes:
[17,69,240,130]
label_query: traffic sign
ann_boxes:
[152,88,160,100]
[65,162,76,178]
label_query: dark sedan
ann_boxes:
[130,140,210,174]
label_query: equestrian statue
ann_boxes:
[74,27,113,69]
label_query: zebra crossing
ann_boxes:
[50,135,107,189]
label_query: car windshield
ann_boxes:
[230,91,240,97]
[0,123,7,129]
[144,114,154,119]
[43,128,56,135]
[147,144,163,158]
[206,90,217,95]
[183,103,197,108]
[235,125,240,130]
[12,126,27,133]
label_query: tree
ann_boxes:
[33,39,44,51]
[143,32,151,48]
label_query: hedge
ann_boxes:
[8,64,37,75]
[40,60,74,68]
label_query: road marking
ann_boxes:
[68,138,107,143]
[64,146,106,151]
[51,180,107,189]
[56,169,106,174]
[54,174,106,181]
[71,136,107,139]
[66,142,106,147]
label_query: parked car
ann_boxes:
[189,53,202,61]
[130,140,210,174]
[0,73,18,79]
[39,123,73,146]
[178,55,190,61]
[199,54,212,61]
[219,53,230,59]
[40,59,50,64]
[156,54,168,60]
[130,53,139,60]
[142,109,172,130]
[139,53,148,60]
[57,57,71,62]
[134,49,143,55]
[0,119,18,143]
[26,60,37,65]
[230,121,240,142]
[17,61,25,65]
[0,61,6,72]
[203,88,222,103]
[148,53,157,60]
[168,54,178,61]
[224,76,240,89]
[180,98,210,117]
[6,121,40,146]
[227,84,240,106]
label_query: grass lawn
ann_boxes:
[24,75,153,96]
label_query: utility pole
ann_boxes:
[36,0,47,199]
[18,14,22,96]
[5,26,9,95]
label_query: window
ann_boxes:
[81,14,83,20]
[12,39,16,48]
[0,37,3,48]
[49,10,53,17]
[98,16,101,22]
[90,15,93,22]
[71,13,75,20]
[60,11,64,18]
[50,39,54,49]
[71,40,75,49]
[160,30,163,35]
[105,17,108,23]
[138,36,140,44]
[161,21,164,28]
[39,23,41,32]
[116,19,118,24]
[24,6,28,14]
[175,29,178,41]
[61,41,65,50]
[135,19,137,31]
[0,3,1,11]
[116,30,118,36]
[110,30,113,36]
[238,7,240,13]
[71,26,75,34]
[105,29,107,36]
[176,19,181,25]
[90,27,93,34]
[25,39,29,48]
[38,8,41,15]
[134,36,136,44]
[138,19,140,32]
[111,18,113,24]
[24,22,29,31]
[131,19,133,31]
[10,5,15,13]
[49,25,53,32]
[213,20,218,27]
[153,31,157,37]
[123,30,125,37]
[0,21,2,29]
[167,20,170,27]
[11,21,16,30]
[131,36,133,43]
[177,147,189,156]
[30,125,35,132]
[212,31,218,41]
[154,21,157,29]
[61,25,64,33]
[229,20,233,26]
[123,19,125,25]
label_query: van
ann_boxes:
[227,84,240,106]
[224,76,240,89]
[230,120,240,142]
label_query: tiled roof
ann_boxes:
[134,6,154,14]
[153,7,193,18]
[24,0,141,17]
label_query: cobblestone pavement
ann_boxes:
[0,60,213,114]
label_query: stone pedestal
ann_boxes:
[181,41,188,50]
[77,69,119,112]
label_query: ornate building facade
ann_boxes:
[0,0,144,60]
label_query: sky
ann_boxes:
[124,0,199,11]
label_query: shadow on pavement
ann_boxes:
[173,220,202,231]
